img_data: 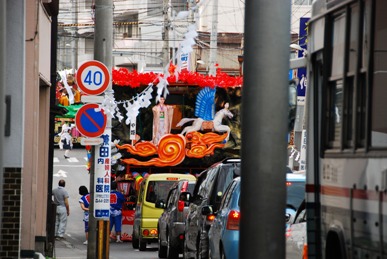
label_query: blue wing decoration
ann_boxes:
[195,87,215,120]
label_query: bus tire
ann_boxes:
[325,230,346,259]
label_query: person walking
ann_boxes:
[52,179,70,240]
[59,123,73,159]
[79,186,90,245]
[110,181,126,243]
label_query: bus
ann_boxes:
[305,0,387,258]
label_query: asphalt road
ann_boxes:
[52,147,167,259]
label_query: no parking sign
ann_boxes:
[75,103,107,138]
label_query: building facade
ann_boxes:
[0,1,55,258]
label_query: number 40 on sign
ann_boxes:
[76,60,110,96]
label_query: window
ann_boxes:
[327,80,343,148]
[356,73,366,147]
[331,13,346,78]
[146,181,176,203]
[294,0,312,5]
[348,4,359,73]
[371,0,387,147]
[219,180,237,210]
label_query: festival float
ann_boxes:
[54,64,242,241]
[108,65,242,241]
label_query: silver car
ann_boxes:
[157,179,196,259]
[286,200,307,259]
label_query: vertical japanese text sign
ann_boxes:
[94,131,111,220]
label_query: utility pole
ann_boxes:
[88,1,113,258]
[71,0,78,74]
[240,0,291,258]
[162,0,169,68]
[208,0,218,76]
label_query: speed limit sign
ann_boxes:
[76,60,110,95]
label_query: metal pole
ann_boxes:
[162,0,169,67]
[240,1,291,258]
[0,0,6,236]
[88,1,113,258]
[209,0,218,76]
[47,1,60,256]
[71,0,78,74]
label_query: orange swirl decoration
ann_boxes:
[116,142,158,157]
[186,143,225,158]
[121,134,186,167]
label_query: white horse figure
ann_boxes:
[177,103,234,142]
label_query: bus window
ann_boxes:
[371,0,387,147]
[331,13,345,78]
[327,80,343,148]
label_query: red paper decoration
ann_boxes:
[112,67,243,88]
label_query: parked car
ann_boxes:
[132,173,197,251]
[157,178,197,259]
[207,176,240,259]
[184,158,241,259]
[205,171,305,259]
[285,171,306,225]
[286,200,307,259]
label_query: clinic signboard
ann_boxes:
[93,130,111,219]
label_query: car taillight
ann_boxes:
[143,229,158,236]
[302,244,308,259]
[226,210,240,230]
[178,200,185,212]
[206,214,215,222]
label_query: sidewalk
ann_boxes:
[51,238,87,259]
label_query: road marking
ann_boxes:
[54,170,68,178]
[67,157,79,162]
[53,157,80,163]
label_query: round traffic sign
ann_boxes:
[76,60,110,95]
[75,103,107,138]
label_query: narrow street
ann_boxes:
[52,147,164,259]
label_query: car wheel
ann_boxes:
[132,229,139,249]
[158,234,167,258]
[197,232,209,259]
[220,246,226,259]
[183,241,193,259]
[139,238,147,251]
[167,233,179,259]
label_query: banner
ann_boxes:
[297,17,310,97]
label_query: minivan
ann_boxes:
[132,173,197,251]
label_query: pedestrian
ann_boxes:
[110,181,126,243]
[52,179,70,240]
[79,185,90,245]
[59,123,73,159]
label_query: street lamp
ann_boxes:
[237,55,244,76]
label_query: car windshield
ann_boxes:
[187,183,195,193]
[286,181,305,211]
[146,181,177,204]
